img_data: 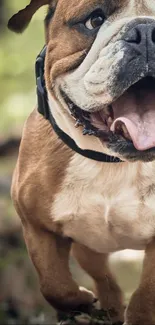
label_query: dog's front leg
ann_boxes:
[73,243,124,324]
[22,224,95,311]
[124,240,155,325]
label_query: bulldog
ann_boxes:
[8,0,155,324]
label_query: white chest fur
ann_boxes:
[52,155,155,253]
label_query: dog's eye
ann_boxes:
[85,11,105,30]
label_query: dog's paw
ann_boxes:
[79,286,96,304]
[58,306,124,325]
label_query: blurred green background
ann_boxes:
[0,1,144,324]
[0,0,45,137]
[0,1,57,323]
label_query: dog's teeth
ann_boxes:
[75,120,83,128]
[107,116,113,127]
[75,122,79,128]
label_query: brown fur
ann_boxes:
[9,1,155,324]
[12,109,73,232]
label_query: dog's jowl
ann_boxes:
[8,0,155,324]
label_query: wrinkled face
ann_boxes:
[45,0,155,161]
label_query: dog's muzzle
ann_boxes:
[125,22,155,57]
[124,21,155,68]
[112,18,155,98]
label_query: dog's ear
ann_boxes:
[8,0,49,33]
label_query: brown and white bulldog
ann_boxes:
[8,1,155,324]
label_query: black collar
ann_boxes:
[35,46,122,163]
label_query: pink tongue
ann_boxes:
[110,84,155,151]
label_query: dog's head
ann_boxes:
[8,0,155,162]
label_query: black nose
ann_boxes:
[124,23,155,57]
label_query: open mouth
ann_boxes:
[62,76,155,152]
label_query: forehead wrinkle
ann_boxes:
[64,0,129,23]
[65,0,104,21]
[55,0,127,23]
[64,0,123,21]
